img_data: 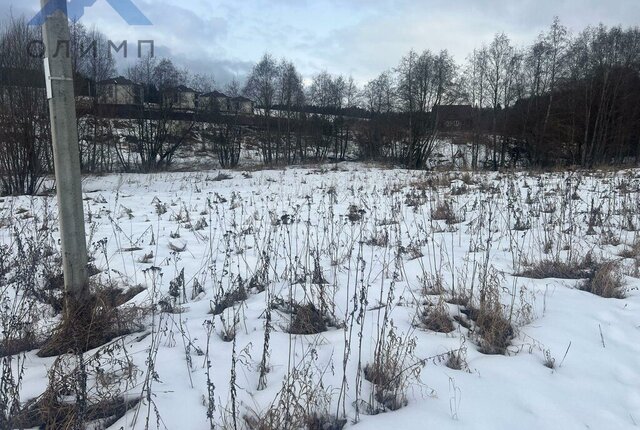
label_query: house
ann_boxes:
[163,85,198,110]
[199,90,229,112]
[433,105,473,131]
[230,96,254,115]
[97,76,143,106]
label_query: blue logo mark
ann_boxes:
[29,0,152,26]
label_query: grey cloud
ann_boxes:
[2,0,640,85]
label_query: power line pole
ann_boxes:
[40,0,89,310]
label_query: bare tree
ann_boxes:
[190,72,216,94]
[225,77,242,98]
[72,23,117,172]
[363,71,395,114]
[0,17,51,195]
[124,58,195,172]
[397,49,456,167]
[244,53,279,163]
[463,47,489,168]
[277,59,304,162]
[486,33,514,169]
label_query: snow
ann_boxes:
[2,164,640,429]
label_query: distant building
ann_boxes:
[163,85,198,110]
[433,105,473,131]
[97,76,143,105]
[200,90,229,112]
[230,96,254,115]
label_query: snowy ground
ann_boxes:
[1,164,640,429]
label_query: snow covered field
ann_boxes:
[2,164,640,429]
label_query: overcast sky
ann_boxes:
[2,0,640,85]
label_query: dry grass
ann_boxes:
[462,297,514,356]
[431,201,459,224]
[37,286,147,358]
[288,303,328,335]
[518,254,596,280]
[417,299,454,333]
[580,262,625,299]
[0,331,40,358]
[364,327,420,413]
[445,348,468,371]
[521,255,625,298]
[211,283,248,315]
[12,395,140,430]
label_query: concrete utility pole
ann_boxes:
[40,0,89,307]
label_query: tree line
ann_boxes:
[1,15,639,195]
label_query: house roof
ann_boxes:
[0,67,45,89]
[202,90,228,98]
[97,76,137,86]
[231,96,252,102]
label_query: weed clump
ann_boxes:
[521,255,626,298]
[211,283,248,315]
[417,299,454,333]
[288,303,328,335]
[364,327,420,413]
[37,286,147,358]
[11,352,140,429]
[431,202,459,225]
[467,304,514,355]
[518,254,596,279]
[580,262,625,299]
[461,274,515,355]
